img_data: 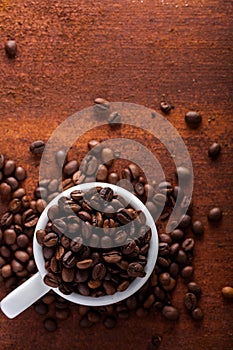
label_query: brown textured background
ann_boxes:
[0,0,233,349]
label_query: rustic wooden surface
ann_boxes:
[0,0,233,349]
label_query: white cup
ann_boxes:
[0,182,158,319]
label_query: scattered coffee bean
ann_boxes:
[185,111,202,128]
[5,40,17,58]
[208,142,221,159]
[184,293,197,311]
[160,101,174,114]
[162,306,179,321]
[221,286,233,299]
[43,318,57,332]
[188,282,202,296]
[191,307,204,320]
[192,221,204,236]
[108,111,121,126]
[208,207,222,222]
[30,140,45,155]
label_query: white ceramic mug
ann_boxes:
[0,182,158,319]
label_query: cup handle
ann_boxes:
[0,272,50,319]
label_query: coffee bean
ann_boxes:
[103,251,122,263]
[30,140,45,154]
[191,307,204,320]
[108,111,121,126]
[176,166,191,181]
[162,306,179,321]
[148,335,162,350]
[175,249,188,265]
[108,172,119,185]
[160,101,174,114]
[99,187,113,201]
[3,229,16,245]
[127,262,146,277]
[79,315,94,328]
[94,97,110,108]
[63,160,78,176]
[1,264,12,278]
[114,230,127,245]
[188,282,202,296]
[62,267,75,282]
[52,219,67,234]
[12,188,26,198]
[0,183,11,197]
[76,259,93,269]
[92,263,106,280]
[159,272,170,286]
[0,212,13,227]
[135,182,145,196]
[184,293,197,311]
[34,187,48,199]
[55,308,70,320]
[11,259,24,273]
[185,111,202,128]
[96,164,108,181]
[0,154,5,169]
[128,163,140,180]
[21,209,38,227]
[14,166,26,181]
[36,199,47,213]
[34,301,48,315]
[88,139,101,151]
[101,148,114,167]
[181,266,193,279]
[55,149,67,167]
[77,283,90,296]
[103,315,117,329]
[14,250,30,263]
[63,251,77,268]
[44,318,57,332]
[192,221,204,236]
[182,238,195,252]
[179,214,191,228]
[6,177,19,191]
[221,286,233,299]
[208,207,222,222]
[44,273,60,288]
[208,142,221,159]
[43,232,58,247]
[171,229,184,241]
[5,40,17,58]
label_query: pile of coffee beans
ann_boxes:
[37,186,151,296]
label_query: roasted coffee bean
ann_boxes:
[117,280,130,292]
[159,272,171,286]
[103,281,116,295]
[221,286,233,299]
[5,40,17,58]
[36,199,47,213]
[75,269,89,283]
[3,160,16,176]
[179,214,191,228]
[136,308,148,318]
[143,294,155,309]
[14,166,26,181]
[55,149,67,168]
[11,259,24,273]
[77,283,90,296]
[79,315,94,328]
[1,264,12,278]
[88,139,101,151]
[208,142,221,159]
[114,230,127,245]
[169,243,179,257]
[43,232,58,247]
[70,237,83,253]
[191,307,204,320]
[108,172,119,185]
[192,221,204,236]
[175,249,188,265]
[52,219,67,234]
[99,186,113,201]
[44,273,60,288]
[6,177,19,191]
[21,195,30,208]
[43,247,55,260]
[96,164,108,181]
[185,111,202,128]
[160,101,173,114]
[127,262,146,277]
[63,160,79,176]
[181,266,194,279]
[22,209,38,227]
[43,318,57,332]
[9,198,21,213]
[103,251,122,263]
[14,250,30,263]
[30,140,45,154]
[0,212,13,227]
[94,97,110,108]
[182,238,195,252]
[34,301,48,315]
[62,267,75,282]
[117,208,133,224]
[0,182,11,197]
[208,207,222,222]
[188,282,202,296]
[184,293,197,311]
[92,263,106,280]
[176,166,191,181]
[101,235,112,249]
[103,315,117,329]
[78,211,92,222]
[12,188,25,199]
[122,240,136,255]
[162,306,179,321]
[48,179,58,192]
[36,229,46,245]
[152,193,166,207]
[158,242,170,257]
[171,229,184,241]
[76,259,93,269]
[108,111,121,126]
[148,335,162,350]
[89,234,100,247]
[55,308,70,320]
[0,154,5,169]
[0,245,11,258]
[3,229,16,245]
[63,251,77,268]
[134,182,145,196]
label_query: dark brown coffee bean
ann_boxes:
[192,221,204,236]
[181,266,194,279]
[162,306,179,321]
[92,263,106,280]
[0,245,11,258]
[191,307,204,320]
[34,301,48,315]
[103,281,116,295]
[14,250,29,263]
[185,111,202,128]
[30,140,45,154]
[208,207,222,222]
[43,232,58,247]
[0,212,13,227]
[221,286,233,299]
[1,264,12,278]
[134,182,145,196]
[182,238,195,252]
[3,229,16,245]
[100,235,112,249]
[208,142,221,159]
[148,335,162,350]
[114,230,127,245]
[103,315,117,329]
[21,195,30,208]
[12,188,26,198]
[75,269,89,283]
[88,139,101,151]
[143,294,155,309]
[152,193,166,207]
[9,198,21,213]
[176,166,191,181]
[22,209,38,227]
[99,187,113,201]
[85,156,99,175]
[108,111,121,126]
[188,282,202,296]
[44,318,57,332]
[103,251,122,263]
[158,242,170,257]
[52,219,67,234]
[62,267,75,282]
[0,182,11,197]
[55,308,70,320]
[127,262,146,277]
[171,229,184,241]
[122,240,136,255]
[14,166,26,181]
[3,160,16,176]
[77,283,90,296]
[184,292,197,311]
[5,177,19,191]
[5,40,17,58]
[136,308,149,318]
[96,164,108,181]
[179,214,191,228]
[36,199,47,213]
[159,272,170,286]
[76,259,93,269]
[175,249,188,265]
[44,273,60,288]
[78,211,92,222]
[55,149,67,167]
[79,315,93,328]
[63,160,78,176]
[11,259,24,273]
[89,234,100,247]
[36,229,46,245]
[26,259,36,273]
[107,172,119,185]
[63,251,77,268]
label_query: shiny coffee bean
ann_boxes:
[0,182,11,197]
[184,293,197,311]
[108,111,121,126]
[192,221,204,236]
[43,318,57,332]
[30,140,45,154]
[162,306,179,321]
[185,111,202,128]
[191,307,204,320]
[208,142,221,159]
[208,207,222,222]
[14,166,26,181]
[5,177,19,191]
[63,160,79,176]
[5,40,17,58]
[188,282,202,296]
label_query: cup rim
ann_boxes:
[33,182,158,306]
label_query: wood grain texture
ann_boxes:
[0,0,233,349]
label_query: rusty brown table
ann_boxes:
[0,1,232,349]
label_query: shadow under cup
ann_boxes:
[34,182,159,306]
